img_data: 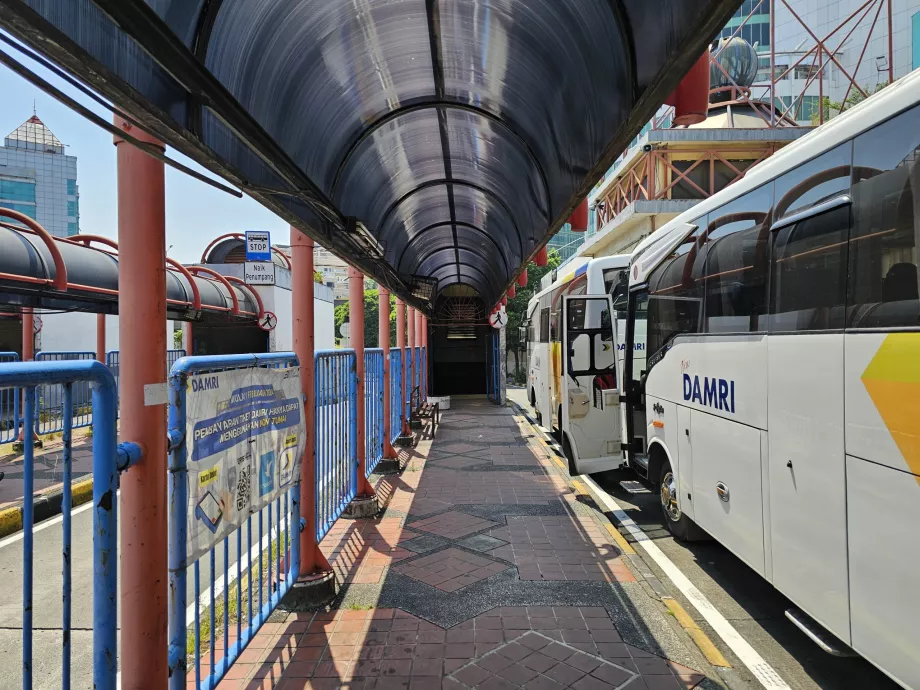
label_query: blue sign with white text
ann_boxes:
[245,230,271,261]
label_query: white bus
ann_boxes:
[523,255,631,475]
[609,69,920,688]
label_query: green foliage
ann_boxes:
[334,290,398,347]
[314,270,324,283]
[810,81,888,125]
[173,329,183,349]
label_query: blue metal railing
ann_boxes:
[414,346,421,396]
[487,331,501,403]
[34,352,95,434]
[364,349,385,475]
[0,352,19,443]
[167,353,302,690]
[0,359,138,690]
[389,349,403,443]
[107,349,185,419]
[315,349,357,542]
[404,347,413,422]
[419,346,427,403]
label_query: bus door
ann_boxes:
[561,295,622,474]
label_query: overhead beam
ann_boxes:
[376,179,526,260]
[329,102,552,220]
[396,222,512,275]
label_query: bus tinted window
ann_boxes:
[539,308,550,342]
[647,225,705,358]
[703,186,772,332]
[774,143,852,219]
[848,105,920,328]
[770,204,850,331]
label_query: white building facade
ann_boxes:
[0,114,80,237]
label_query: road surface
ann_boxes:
[0,494,282,689]
[507,387,898,690]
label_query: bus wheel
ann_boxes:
[659,460,704,541]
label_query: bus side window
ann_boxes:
[769,143,853,332]
[540,308,550,342]
[703,185,772,333]
[848,104,920,327]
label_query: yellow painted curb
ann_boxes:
[71,479,94,507]
[603,522,636,555]
[663,597,731,668]
[0,507,23,537]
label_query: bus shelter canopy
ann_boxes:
[0,0,739,307]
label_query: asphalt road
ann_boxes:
[507,387,899,690]
[0,494,281,689]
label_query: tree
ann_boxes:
[314,270,324,283]
[810,81,887,125]
[504,249,562,381]
[334,290,398,347]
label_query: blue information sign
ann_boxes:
[245,230,271,261]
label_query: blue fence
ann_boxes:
[389,349,403,443]
[0,352,19,443]
[107,349,186,420]
[315,349,357,542]
[34,351,96,434]
[364,349,385,475]
[167,353,301,690]
[487,332,501,403]
[419,347,427,402]
[0,359,138,690]
[404,347,413,421]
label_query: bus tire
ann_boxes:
[659,459,705,542]
[562,434,579,476]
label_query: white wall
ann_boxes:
[37,311,172,355]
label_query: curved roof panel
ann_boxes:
[0,0,741,307]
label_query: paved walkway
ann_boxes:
[207,399,718,690]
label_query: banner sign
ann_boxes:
[185,366,305,560]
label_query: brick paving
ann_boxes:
[198,399,713,689]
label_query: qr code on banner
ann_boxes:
[236,463,251,512]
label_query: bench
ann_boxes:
[410,385,440,430]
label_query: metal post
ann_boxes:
[349,267,374,497]
[887,0,893,85]
[380,286,397,459]
[114,116,168,687]
[291,230,331,575]
[96,314,105,363]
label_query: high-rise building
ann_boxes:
[0,114,79,237]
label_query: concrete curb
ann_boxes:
[0,477,94,538]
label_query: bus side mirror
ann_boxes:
[518,327,527,341]
[612,294,627,312]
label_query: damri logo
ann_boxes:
[682,374,736,413]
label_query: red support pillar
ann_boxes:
[96,314,106,363]
[292,230,331,575]
[114,117,168,687]
[380,286,397,459]
[349,267,375,497]
[22,309,33,361]
[396,300,409,435]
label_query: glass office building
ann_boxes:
[0,114,79,237]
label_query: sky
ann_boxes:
[0,33,290,264]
